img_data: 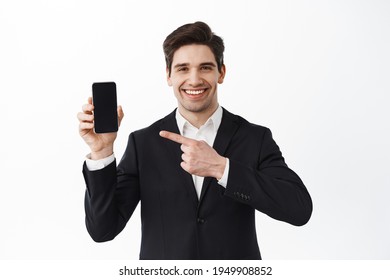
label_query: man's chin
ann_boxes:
[180,102,213,114]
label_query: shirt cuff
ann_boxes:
[217,158,229,188]
[85,153,115,171]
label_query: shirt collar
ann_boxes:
[175,105,223,135]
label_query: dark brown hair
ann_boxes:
[163,21,225,76]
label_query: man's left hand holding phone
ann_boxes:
[77,82,124,161]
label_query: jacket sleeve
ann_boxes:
[83,133,140,242]
[224,128,313,226]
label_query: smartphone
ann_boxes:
[92,82,118,133]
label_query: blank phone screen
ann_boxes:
[92,82,118,133]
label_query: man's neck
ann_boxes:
[178,104,219,129]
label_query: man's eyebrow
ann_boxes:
[200,62,217,67]
[173,62,217,68]
[173,63,189,68]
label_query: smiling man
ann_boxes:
[78,21,312,260]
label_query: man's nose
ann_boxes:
[188,70,203,86]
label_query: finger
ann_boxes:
[181,153,190,163]
[77,112,94,122]
[88,96,93,105]
[79,122,94,131]
[180,161,192,175]
[180,144,192,153]
[159,130,194,145]
[117,105,124,126]
[82,103,94,114]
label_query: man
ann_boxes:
[78,21,312,260]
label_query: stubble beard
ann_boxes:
[182,101,211,113]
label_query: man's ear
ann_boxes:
[218,64,226,84]
[166,67,172,86]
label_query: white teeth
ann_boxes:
[184,89,205,95]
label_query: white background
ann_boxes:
[0,0,389,260]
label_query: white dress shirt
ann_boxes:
[175,106,229,199]
[86,106,230,199]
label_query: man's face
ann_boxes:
[167,44,225,117]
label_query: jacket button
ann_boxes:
[197,218,205,224]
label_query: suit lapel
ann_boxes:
[199,108,241,202]
[159,109,199,208]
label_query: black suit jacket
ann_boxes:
[83,108,312,259]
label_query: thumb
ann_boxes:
[118,105,124,127]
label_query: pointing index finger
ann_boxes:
[159,130,194,145]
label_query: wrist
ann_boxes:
[91,146,114,160]
[214,156,227,180]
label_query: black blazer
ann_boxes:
[83,108,312,259]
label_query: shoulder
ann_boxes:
[222,107,270,134]
[222,109,278,154]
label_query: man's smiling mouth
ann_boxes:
[182,89,207,95]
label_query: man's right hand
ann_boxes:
[77,97,124,160]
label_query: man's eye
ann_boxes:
[178,67,188,72]
[201,66,212,71]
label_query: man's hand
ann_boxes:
[159,130,226,179]
[77,97,124,160]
